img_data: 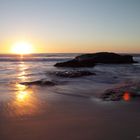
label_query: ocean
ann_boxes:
[0,53,140,96]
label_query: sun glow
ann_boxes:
[11,42,33,54]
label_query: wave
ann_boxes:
[0,53,79,62]
[0,53,139,62]
[0,57,71,62]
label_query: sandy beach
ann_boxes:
[0,84,140,140]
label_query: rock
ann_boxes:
[75,52,137,64]
[101,84,140,101]
[54,59,95,67]
[20,80,56,86]
[55,52,137,67]
[101,90,122,101]
[54,70,95,78]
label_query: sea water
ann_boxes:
[0,53,140,100]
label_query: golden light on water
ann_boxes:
[9,63,41,117]
[11,41,34,55]
[18,62,28,82]
[17,91,29,101]
[15,84,31,102]
[12,84,40,117]
[16,84,27,91]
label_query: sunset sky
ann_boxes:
[0,0,140,53]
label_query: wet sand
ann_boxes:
[0,85,140,140]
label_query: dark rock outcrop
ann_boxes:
[101,83,140,101]
[20,80,56,86]
[55,52,137,67]
[75,52,136,64]
[55,59,95,67]
[54,70,95,78]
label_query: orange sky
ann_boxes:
[0,0,140,54]
[1,38,139,54]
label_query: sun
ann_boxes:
[11,42,33,55]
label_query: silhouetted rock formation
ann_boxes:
[55,59,96,67]
[54,70,95,78]
[21,80,56,86]
[55,52,137,67]
[75,52,136,64]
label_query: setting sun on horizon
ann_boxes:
[11,42,34,55]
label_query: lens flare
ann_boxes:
[123,92,131,101]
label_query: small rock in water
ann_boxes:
[101,90,122,101]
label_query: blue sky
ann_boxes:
[0,0,140,53]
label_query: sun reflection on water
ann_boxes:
[9,62,41,118]
[17,91,29,101]
[16,84,27,91]
[18,62,28,82]
[12,85,40,117]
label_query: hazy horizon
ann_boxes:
[0,0,140,54]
